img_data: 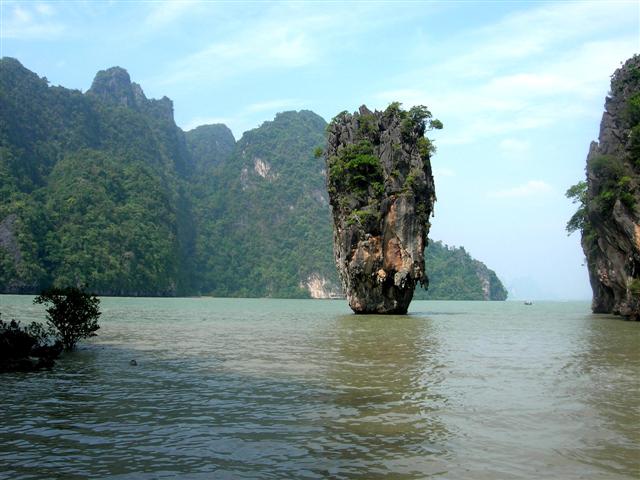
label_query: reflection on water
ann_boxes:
[0,296,638,479]
[557,314,640,477]
[313,314,450,478]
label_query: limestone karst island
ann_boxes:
[568,55,640,321]
[324,104,440,313]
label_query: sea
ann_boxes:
[0,295,638,479]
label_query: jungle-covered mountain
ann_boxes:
[0,58,507,300]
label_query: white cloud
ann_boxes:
[487,180,553,199]
[245,99,302,113]
[154,2,408,87]
[372,89,432,111]
[35,3,54,16]
[434,39,633,144]
[13,5,31,22]
[144,0,198,30]
[437,1,638,80]
[374,2,638,145]
[182,116,233,132]
[499,138,531,155]
[181,97,307,137]
[485,73,586,97]
[436,112,555,146]
[1,3,64,39]
[158,21,316,86]
[433,167,455,178]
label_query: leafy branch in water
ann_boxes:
[0,313,62,372]
[34,287,101,351]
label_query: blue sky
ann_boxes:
[1,0,638,299]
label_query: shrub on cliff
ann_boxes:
[34,287,101,351]
[328,141,384,199]
[565,181,588,234]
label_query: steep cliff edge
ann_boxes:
[570,55,640,320]
[325,104,441,313]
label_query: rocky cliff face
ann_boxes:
[325,104,440,314]
[473,258,508,301]
[582,55,640,320]
[87,66,174,122]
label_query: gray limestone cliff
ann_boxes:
[579,55,640,320]
[324,104,441,314]
[473,259,507,301]
[87,67,174,122]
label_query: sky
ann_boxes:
[1,0,638,300]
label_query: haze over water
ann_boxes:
[1,296,638,479]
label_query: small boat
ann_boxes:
[524,301,533,306]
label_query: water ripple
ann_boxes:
[0,297,638,479]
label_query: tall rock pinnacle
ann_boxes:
[575,55,640,320]
[324,103,441,314]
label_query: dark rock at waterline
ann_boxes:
[2,353,57,373]
[324,104,439,313]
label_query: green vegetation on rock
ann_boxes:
[415,241,508,300]
[190,110,336,298]
[0,58,507,300]
[328,140,384,200]
[565,180,588,235]
[0,58,192,295]
[325,102,440,313]
[566,54,639,319]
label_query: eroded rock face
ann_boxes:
[325,104,439,314]
[87,67,175,122]
[582,56,640,320]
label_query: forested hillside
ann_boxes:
[0,58,194,295]
[188,110,338,298]
[0,58,506,300]
[416,241,507,300]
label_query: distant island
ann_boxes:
[0,58,506,301]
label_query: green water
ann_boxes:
[1,296,638,479]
